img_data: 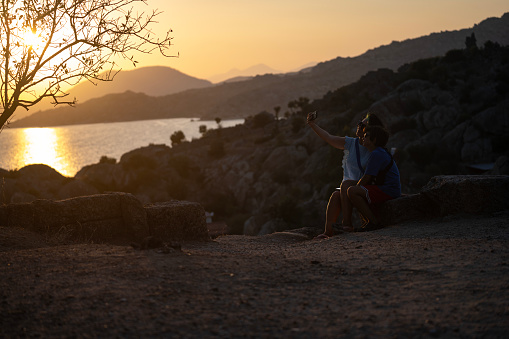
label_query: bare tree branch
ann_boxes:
[0,0,176,131]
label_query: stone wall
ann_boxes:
[0,192,209,244]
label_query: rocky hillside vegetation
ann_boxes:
[11,13,509,127]
[2,40,508,236]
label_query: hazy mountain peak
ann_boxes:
[20,66,213,118]
[208,64,283,84]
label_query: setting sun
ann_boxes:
[21,30,43,49]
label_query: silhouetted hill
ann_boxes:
[68,66,212,98]
[17,66,212,118]
[11,13,509,128]
[208,64,283,84]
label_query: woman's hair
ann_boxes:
[366,112,384,128]
[365,125,390,147]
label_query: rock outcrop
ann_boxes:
[378,175,509,226]
[0,193,209,243]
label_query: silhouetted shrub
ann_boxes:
[99,156,116,164]
[291,115,305,134]
[199,125,207,136]
[443,49,464,63]
[251,111,274,128]
[170,130,186,146]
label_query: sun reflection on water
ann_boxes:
[21,128,71,176]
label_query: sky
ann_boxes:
[121,0,509,81]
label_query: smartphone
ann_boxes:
[308,111,317,121]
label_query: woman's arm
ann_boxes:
[307,113,346,150]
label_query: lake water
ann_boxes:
[0,118,244,177]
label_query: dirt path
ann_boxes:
[1,212,508,338]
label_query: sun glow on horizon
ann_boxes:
[21,128,72,176]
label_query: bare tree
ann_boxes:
[0,0,175,131]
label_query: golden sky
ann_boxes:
[122,0,509,80]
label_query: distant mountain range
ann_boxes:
[17,67,212,119]
[208,64,283,84]
[207,62,317,84]
[11,12,509,128]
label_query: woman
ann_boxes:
[307,112,384,238]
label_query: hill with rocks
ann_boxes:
[2,41,509,236]
[10,13,509,128]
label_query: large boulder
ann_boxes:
[489,156,509,175]
[378,175,509,225]
[243,215,271,236]
[57,179,100,200]
[14,164,68,199]
[420,175,509,216]
[75,163,126,191]
[378,193,438,226]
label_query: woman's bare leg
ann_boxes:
[340,180,356,229]
[347,186,379,224]
[323,190,341,236]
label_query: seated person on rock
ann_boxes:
[307,111,385,239]
[347,125,401,231]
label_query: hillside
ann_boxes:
[11,12,509,128]
[4,42,509,237]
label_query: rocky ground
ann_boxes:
[1,212,508,338]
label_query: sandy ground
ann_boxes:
[1,212,508,338]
